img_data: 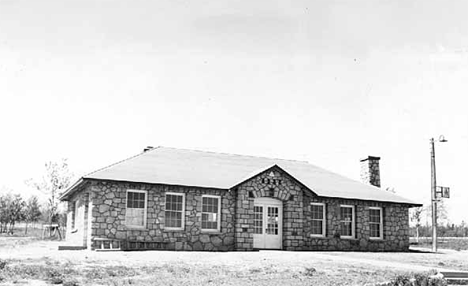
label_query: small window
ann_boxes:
[71,200,79,229]
[126,190,147,228]
[201,195,221,231]
[310,203,326,237]
[369,207,383,239]
[164,193,185,230]
[340,205,355,239]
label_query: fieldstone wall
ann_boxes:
[88,181,235,251]
[303,193,410,251]
[235,166,304,251]
[64,169,410,252]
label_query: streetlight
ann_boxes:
[430,135,447,253]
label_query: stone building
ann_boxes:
[59,147,420,251]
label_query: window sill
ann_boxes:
[310,235,326,239]
[201,230,221,234]
[340,236,357,240]
[126,225,147,230]
[369,237,384,241]
[164,228,185,232]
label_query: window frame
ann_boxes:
[164,192,186,231]
[201,195,221,232]
[369,207,384,240]
[340,205,355,239]
[310,202,326,237]
[125,189,148,229]
[72,200,79,230]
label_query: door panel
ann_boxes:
[266,207,279,235]
[253,206,264,249]
[253,198,282,249]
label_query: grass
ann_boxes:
[0,224,66,240]
[1,237,467,285]
[410,237,468,251]
[0,257,411,286]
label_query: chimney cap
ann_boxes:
[143,146,154,152]
[360,156,381,162]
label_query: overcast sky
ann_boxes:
[1,0,467,223]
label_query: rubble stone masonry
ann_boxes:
[87,181,236,251]
[235,167,304,251]
[65,166,410,251]
[303,194,409,251]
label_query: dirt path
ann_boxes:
[305,251,457,272]
[1,240,466,273]
[2,240,468,286]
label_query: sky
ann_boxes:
[1,0,467,223]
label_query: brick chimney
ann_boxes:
[360,156,381,187]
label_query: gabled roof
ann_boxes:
[60,146,420,205]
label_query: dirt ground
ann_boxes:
[1,237,467,285]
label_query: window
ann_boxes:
[369,207,383,239]
[310,203,326,237]
[126,190,147,228]
[165,193,185,230]
[201,195,221,231]
[267,206,279,235]
[340,205,355,238]
[254,206,263,234]
[72,200,79,229]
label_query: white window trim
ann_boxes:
[164,192,185,231]
[125,189,148,229]
[310,202,326,237]
[201,195,221,232]
[340,205,355,239]
[369,207,384,240]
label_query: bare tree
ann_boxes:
[27,159,72,227]
[8,194,25,234]
[24,196,42,234]
[0,194,9,233]
[410,206,424,243]
[437,199,449,225]
[0,194,25,234]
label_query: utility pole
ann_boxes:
[430,135,448,253]
[430,138,437,253]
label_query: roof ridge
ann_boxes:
[158,146,309,164]
[84,146,161,178]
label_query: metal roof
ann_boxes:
[61,146,419,205]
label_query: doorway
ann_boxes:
[253,197,283,249]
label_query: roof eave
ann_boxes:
[83,177,230,192]
[315,194,422,207]
[58,178,85,201]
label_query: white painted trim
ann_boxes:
[125,189,148,229]
[254,197,283,205]
[310,202,326,237]
[340,204,355,239]
[164,192,186,231]
[369,207,383,240]
[201,195,221,232]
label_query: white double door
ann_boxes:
[253,197,283,249]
